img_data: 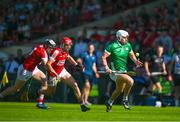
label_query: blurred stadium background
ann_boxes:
[0,0,180,109]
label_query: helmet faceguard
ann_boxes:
[116,30,129,44]
[44,39,56,48]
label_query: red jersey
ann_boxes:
[49,47,69,77]
[23,45,48,71]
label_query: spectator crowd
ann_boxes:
[0,0,152,47]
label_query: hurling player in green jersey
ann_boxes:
[102,30,143,112]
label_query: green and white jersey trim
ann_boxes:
[105,49,111,55]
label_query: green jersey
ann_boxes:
[105,40,133,72]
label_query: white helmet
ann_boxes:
[116,30,129,39]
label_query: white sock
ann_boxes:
[108,99,114,106]
[123,96,128,101]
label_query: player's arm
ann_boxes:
[67,55,83,71]
[46,59,59,78]
[66,55,78,66]
[129,51,143,67]
[102,51,111,73]
[92,62,99,78]
[162,62,167,75]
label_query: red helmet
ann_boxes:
[61,37,73,52]
[62,37,73,45]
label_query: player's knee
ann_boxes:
[130,80,134,86]
[41,75,46,80]
[127,79,134,86]
[85,82,91,89]
[41,77,48,84]
[42,85,48,90]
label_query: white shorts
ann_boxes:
[48,68,71,86]
[109,72,124,82]
[109,73,117,82]
[17,64,40,81]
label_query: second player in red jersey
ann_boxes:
[45,37,90,112]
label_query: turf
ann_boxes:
[0,102,180,121]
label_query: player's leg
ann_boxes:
[40,78,57,97]
[0,79,25,98]
[0,65,28,98]
[146,79,153,95]
[62,76,81,102]
[20,79,32,102]
[151,76,164,106]
[82,74,93,105]
[33,69,48,94]
[62,76,90,112]
[154,82,162,93]
[43,76,59,97]
[60,69,81,102]
[123,74,134,100]
[110,79,125,102]
[154,80,167,107]
[122,74,134,109]
[106,75,126,112]
[174,86,180,106]
[33,76,58,104]
[32,69,48,109]
[82,80,91,105]
[173,74,180,106]
[61,69,90,112]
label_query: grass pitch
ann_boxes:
[0,102,180,121]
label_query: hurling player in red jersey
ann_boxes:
[44,37,90,112]
[0,39,56,109]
